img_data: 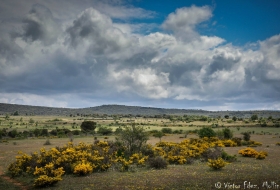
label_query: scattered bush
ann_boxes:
[49,129,58,136]
[117,124,149,156]
[41,129,49,137]
[148,156,168,169]
[198,127,216,138]
[223,128,233,139]
[247,140,262,147]
[98,126,113,135]
[242,132,251,141]
[255,151,267,160]
[238,148,267,159]
[153,131,165,142]
[80,121,97,132]
[238,147,259,157]
[8,129,18,138]
[232,137,242,146]
[43,139,51,145]
[161,128,172,134]
[33,162,64,187]
[251,114,258,121]
[222,139,237,147]
[73,161,94,175]
[140,144,155,157]
[72,130,80,135]
[207,157,228,170]
[221,151,237,162]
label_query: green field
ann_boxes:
[0,115,280,189]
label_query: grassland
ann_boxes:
[0,115,280,189]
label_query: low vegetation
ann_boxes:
[1,111,280,189]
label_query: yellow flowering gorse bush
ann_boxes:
[207,157,228,170]
[7,137,242,187]
[238,147,268,159]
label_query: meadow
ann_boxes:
[0,114,280,189]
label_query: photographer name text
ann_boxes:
[214,181,279,189]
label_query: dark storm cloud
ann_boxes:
[22,19,43,41]
[0,37,23,66]
[65,8,130,55]
[19,4,61,45]
[208,51,241,74]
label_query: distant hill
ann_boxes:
[0,103,280,118]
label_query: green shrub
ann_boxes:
[8,129,18,138]
[243,132,251,141]
[72,130,80,135]
[49,129,57,136]
[117,124,149,156]
[251,114,258,121]
[232,137,242,146]
[41,129,49,137]
[115,127,123,134]
[140,144,155,157]
[198,127,216,138]
[223,128,233,139]
[80,121,97,132]
[221,151,237,162]
[98,126,113,135]
[148,156,168,169]
[173,129,182,134]
[161,128,172,134]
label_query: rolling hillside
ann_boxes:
[0,103,279,118]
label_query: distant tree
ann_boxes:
[198,127,216,138]
[223,128,233,139]
[232,116,237,121]
[161,128,172,134]
[29,118,35,124]
[33,129,41,137]
[243,132,251,141]
[0,130,2,139]
[5,114,10,120]
[8,129,17,138]
[80,121,97,132]
[72,130,80,135]
[49,129,58,136]
[200,116,208,121]
[251,114,258,121]
[41,129,49,137]
[224,115,229,119]
[153,131,164,142]
[13,111,19,116]
[98,126,113,135]
[115,127,123,134]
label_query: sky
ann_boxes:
[0,0,280,111]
